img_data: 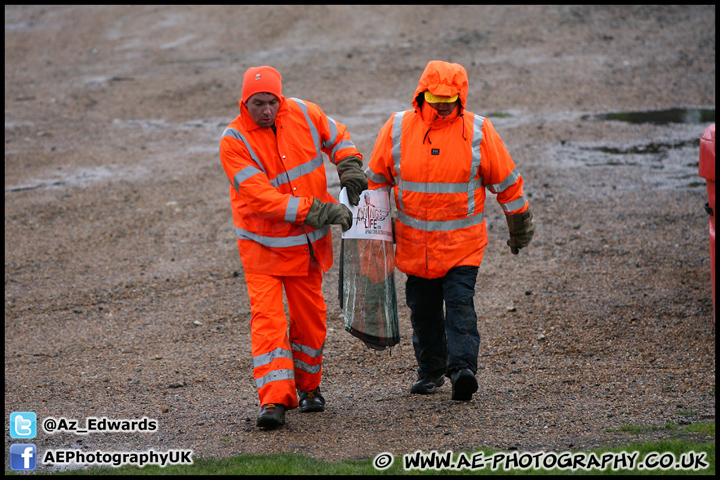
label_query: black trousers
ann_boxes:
[405,265,480,379]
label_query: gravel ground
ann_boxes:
[4,5,715,472]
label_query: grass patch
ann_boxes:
[610,422,679,435]
[608,420,715,436]
[684,422,715,436]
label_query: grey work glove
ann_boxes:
[336,155,368,206]
[303,198,353,231]
[506,209,535,254]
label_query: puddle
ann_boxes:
[567,108,713,189]
[580,139,700,155]
[5,21,35,32]
[161,34,198,50]
[583,108,715,125]
[112,118,228,131]
[5,165,149,193]
[550,133,706,190]
[7,117,225,194]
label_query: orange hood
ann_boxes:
[412,60,469,116]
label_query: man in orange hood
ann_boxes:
[220,66,368,428]
[366,60,534,401]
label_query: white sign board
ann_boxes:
[339,188,393,242]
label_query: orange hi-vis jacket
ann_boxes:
[220,95,362,276]
[366,61,529,279]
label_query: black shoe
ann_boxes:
[410,374,445,394]
[298,387,325,412]
[256,403,286,429]
[450,368,478,401]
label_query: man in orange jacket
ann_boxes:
[366,60,534,401]
[220,66,368,429]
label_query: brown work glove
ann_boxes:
[303,198,353,231]
[506,209,535,254]
[336,155,368,206]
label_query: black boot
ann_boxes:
[449,368,478,401]
[410,374,445,394]
[256,403,286,429]
[298,387,325,412]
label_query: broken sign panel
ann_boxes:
[339,188,399,350]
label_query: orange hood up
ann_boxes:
[411,60,469,116]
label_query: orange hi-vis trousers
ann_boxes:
[245,260,327,409]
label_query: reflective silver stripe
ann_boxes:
[293,358,322,375]
[365,167,387,184]
[269,155,324,189]
[235,224,330,248]
[255,369,294,389]
[489,168,520,194]
[469,115,484,215]
[307,225,331,243]
[323,117,339,150]
[391,111,405,211]
[291,340,323,375]
[285,97,337,186]
[232,165,263,192]
[229,150,323,190]
[500,195,528,213]
[398,210,484,232]
[285,196,301,223]
[223,128,266,174]
[291,341,324,358]
[290,98,321,154]
[402,179,482,194]
[330,139,356,164]
[253,347,293,369]
[295,104,356,164]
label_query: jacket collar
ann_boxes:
[419,100,461,128]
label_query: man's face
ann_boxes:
[428,100,459,118]
[246,93,279,128]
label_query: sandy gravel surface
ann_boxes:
[5,5,715,472]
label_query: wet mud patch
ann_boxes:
[542,108,714,190]
[579,139,700,156]
[543,135,707,191]
[583,108,715,125]
[576,138,704,186]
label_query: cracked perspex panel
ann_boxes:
[339,187,399,350]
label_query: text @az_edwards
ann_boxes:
[42,416,158,435]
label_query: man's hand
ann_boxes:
[506,209,535,254]
[336,156,368,206]
[304,198,353,231]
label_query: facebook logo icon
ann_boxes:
[10,411,37,438]
[10,444,37,471]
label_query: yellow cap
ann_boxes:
[424,91,459,103]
